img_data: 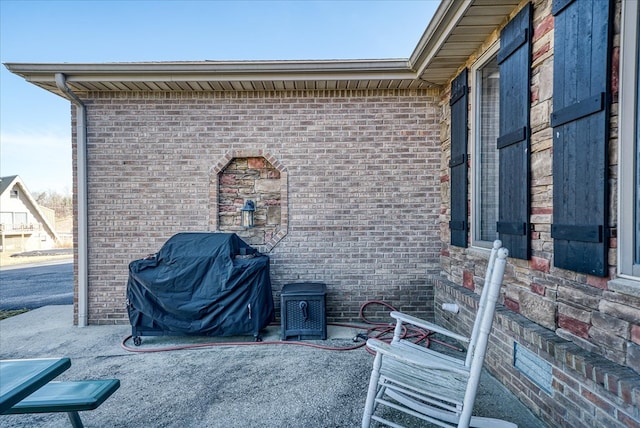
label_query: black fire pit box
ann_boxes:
[281,282,326,340]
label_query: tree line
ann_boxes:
[33,190,73,219]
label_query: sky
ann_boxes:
[0,0,440,195]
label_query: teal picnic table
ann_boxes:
[0,357,71,413]
[0,357,119,427]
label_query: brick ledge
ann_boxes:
[434,278,640,411]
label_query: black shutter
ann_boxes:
[449,69,468,247]
[497,4,532,260]
[551,0,613,277]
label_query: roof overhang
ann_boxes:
[4,0,521,97]
[411,0,522,84]
[4,59,429,96]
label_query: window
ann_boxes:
[0,212,27,229]
[0,212,12,226]
[14,212,27,226]
[619,0,640,279]
[472,47,500,246]
[470,4,532,261]
[10,189,18,198]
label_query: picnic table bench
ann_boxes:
[0,358,119,428]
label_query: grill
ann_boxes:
[126,233,274,345]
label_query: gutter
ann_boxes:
[409,0,472,79]
[55,73,88,327]
[6,59,414,75]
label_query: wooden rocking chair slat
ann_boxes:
[379,360,468,405]
[368,339,469,375]
[378,380,463,413]
[374,396,455,428]
[392,338,467,366]
[384,389,517,428]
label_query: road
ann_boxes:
[0,262,73,310]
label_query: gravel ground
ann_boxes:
[0,306,547,428]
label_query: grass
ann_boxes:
[0,309,29,320]
[0,251,73,268]
[0,253,73,267]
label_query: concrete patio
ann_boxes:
[0,305,547,427]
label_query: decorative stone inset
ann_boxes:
[210,151,288,251]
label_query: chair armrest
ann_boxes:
[390,311,470,344]
[366,338,469,376]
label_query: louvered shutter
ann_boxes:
[551,0,613,276]
[497,4,532,260]
[449,69,468,247]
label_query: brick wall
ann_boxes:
[74,89,442,324]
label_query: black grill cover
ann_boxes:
[126,232,274,337]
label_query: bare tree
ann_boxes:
[33,191,73,219]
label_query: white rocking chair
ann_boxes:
[362,240,516,428]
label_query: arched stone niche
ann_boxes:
[210,151,288,251]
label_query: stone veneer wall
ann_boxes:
[437,0,639,426]
[217,156,284,248]
[72,89,441,324]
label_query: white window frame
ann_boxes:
[471,42,500,249]
[618,0,640,280]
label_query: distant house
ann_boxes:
[0,175,59,253]
[5,0,640,426]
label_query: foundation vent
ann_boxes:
[514,342,552,394]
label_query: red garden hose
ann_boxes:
[120,300,461,354]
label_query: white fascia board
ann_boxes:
[5,59,416,84]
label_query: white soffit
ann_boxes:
[411,0,521,85]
